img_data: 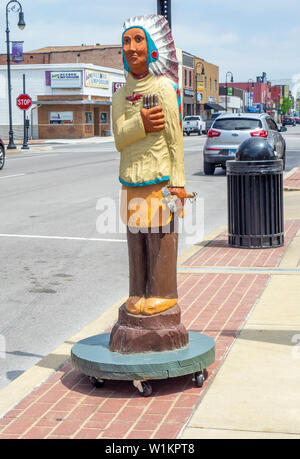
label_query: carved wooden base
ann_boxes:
[109,303,189,354]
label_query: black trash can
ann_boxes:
[227,137,284,249]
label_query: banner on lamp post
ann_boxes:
[12,41,24,63]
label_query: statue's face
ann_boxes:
[123,27,148,74]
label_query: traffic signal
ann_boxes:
[157,0,171,29]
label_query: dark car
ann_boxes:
[0,138,5,170]
[294,116,300,124]
[282,115,296,126]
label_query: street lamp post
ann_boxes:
[225,71,234,112]
[195,62,205,115]
[157,0,172,29]
[6,0,26,150]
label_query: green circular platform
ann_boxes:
[71,331,215,381]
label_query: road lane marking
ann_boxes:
[0,173,25,179]
[0,233,126,243]
[7,154,60,160]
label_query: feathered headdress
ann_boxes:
[122,14,178,84]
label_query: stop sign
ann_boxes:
[16,93,32,111]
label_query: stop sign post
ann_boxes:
[17,76,31,150]
[16,93,32,111]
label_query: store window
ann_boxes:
[184,69,187,87]
[100,112,108,124]
[189,71,192,87]
[85,112,93,124]
[49,112,73,124]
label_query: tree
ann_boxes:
[281,97,293,114]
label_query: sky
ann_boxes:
[0,0,300,83]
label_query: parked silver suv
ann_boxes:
[203,113,287,175]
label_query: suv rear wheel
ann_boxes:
[203,161,215,175]
[0,146,5,170]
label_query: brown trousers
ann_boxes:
[127,220,178,299]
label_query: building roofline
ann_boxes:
[0,62,125,75]
[26,45,122,54]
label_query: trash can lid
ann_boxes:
[236,138,277,161]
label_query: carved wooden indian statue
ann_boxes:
[109,15,191,353]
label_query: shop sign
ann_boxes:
[113,81,126,93]
[197,82,203,93]
[208,96,216,103]
[85,69,109,88]
[227,87,233,96]
[50,71,82,88]
[184,89,194,97]
[196,93,203,102]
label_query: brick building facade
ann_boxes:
[0,45,123,70]
[0,63,125,140]
[219,81,272,110]
[182,51,194,116]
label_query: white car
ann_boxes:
[183,116,205,136]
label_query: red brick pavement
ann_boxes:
[184,220,300,268]
[0,269,270,439]
[1,221,299,439]
[284,171,300,190]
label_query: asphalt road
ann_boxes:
[0,127,299,390]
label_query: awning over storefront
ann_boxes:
[204,102,225,111]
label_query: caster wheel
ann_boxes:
[195,369,208,388]
[89,376,105,388]
[133,380,152,397]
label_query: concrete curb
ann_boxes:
[284,167,300,191]
[6,147,53,155]
[283,166,300,180]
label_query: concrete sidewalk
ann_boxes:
[0,177,299,439]
[4,136,115,148]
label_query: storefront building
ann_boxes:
[194,57,221,118]
[219,86,245,113]
[0,63,125,139]
[182,52,194,116]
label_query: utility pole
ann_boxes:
[157,0,172,29]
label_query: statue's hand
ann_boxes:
[167,187,196,207]
[141,106,165,133]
